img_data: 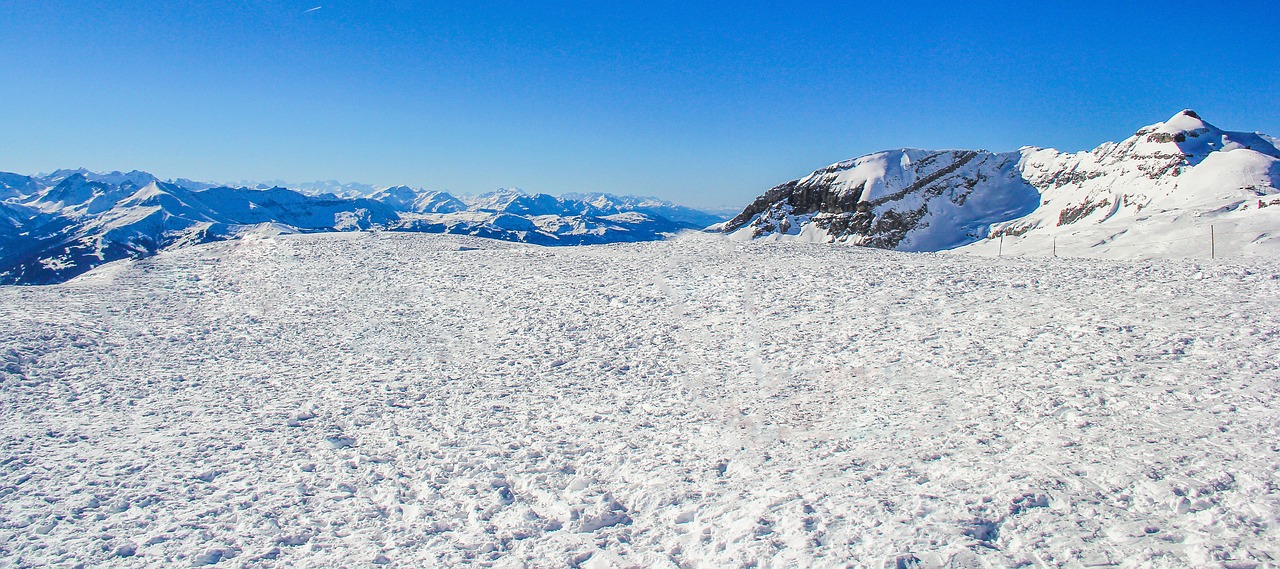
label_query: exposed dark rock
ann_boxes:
[1057,199,1111,226]
[721,150,1030,250]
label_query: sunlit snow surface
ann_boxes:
[2,232,1278,568]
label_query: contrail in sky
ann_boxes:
[303,6,322,13]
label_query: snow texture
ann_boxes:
[2,231,1277,567]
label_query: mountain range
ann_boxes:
[5,110,1277,285]
[719,110,1280,258]
[0,172,724,284]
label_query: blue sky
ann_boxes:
[2,1,1277,208]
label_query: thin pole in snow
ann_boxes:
[998,234,1003,257]
[1053,237,1057,258]
[1210,225,1215,259]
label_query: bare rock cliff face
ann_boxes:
[722,149,1036,251]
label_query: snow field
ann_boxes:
[1,232,1278,568]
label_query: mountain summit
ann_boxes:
[721,111,1280,258]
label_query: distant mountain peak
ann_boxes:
[1,170,722,284]
[1136,109,1218,142]
[369,186,466,213]
[1164,108,1206,127]
[1121,110,1280,162]
[43,167,91,180]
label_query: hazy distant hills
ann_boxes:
[721,110,1280,258]
[0,174,726,284]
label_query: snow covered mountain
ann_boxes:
[0,172,40,200]
[465,188,611,217]
[723,110,1280,258]
[0,177,401,284]
[369,185,468,213]
[720,149,1039,250]
[390,188,699,246]
[970,110,1280,258]
[224,179,384,198]
[563,192,728,229]
[0,173,722,284]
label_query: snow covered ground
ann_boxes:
[1,232,1278,568]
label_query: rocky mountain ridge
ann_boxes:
[722,110,1280,258]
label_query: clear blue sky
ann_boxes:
[2,1,1277,208]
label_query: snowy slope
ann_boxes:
[3,182,228,284]
[1,232,1277,567]
[727,111,1280,258]
[721,149,1040,250]
[0,172,39,201]
[961,110,1280,259]
[27,172,143,216]
[0,202,38,253]
[1,178,405,284]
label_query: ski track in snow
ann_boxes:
[1,232,1278,568]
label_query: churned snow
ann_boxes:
[1,232,1278,568]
